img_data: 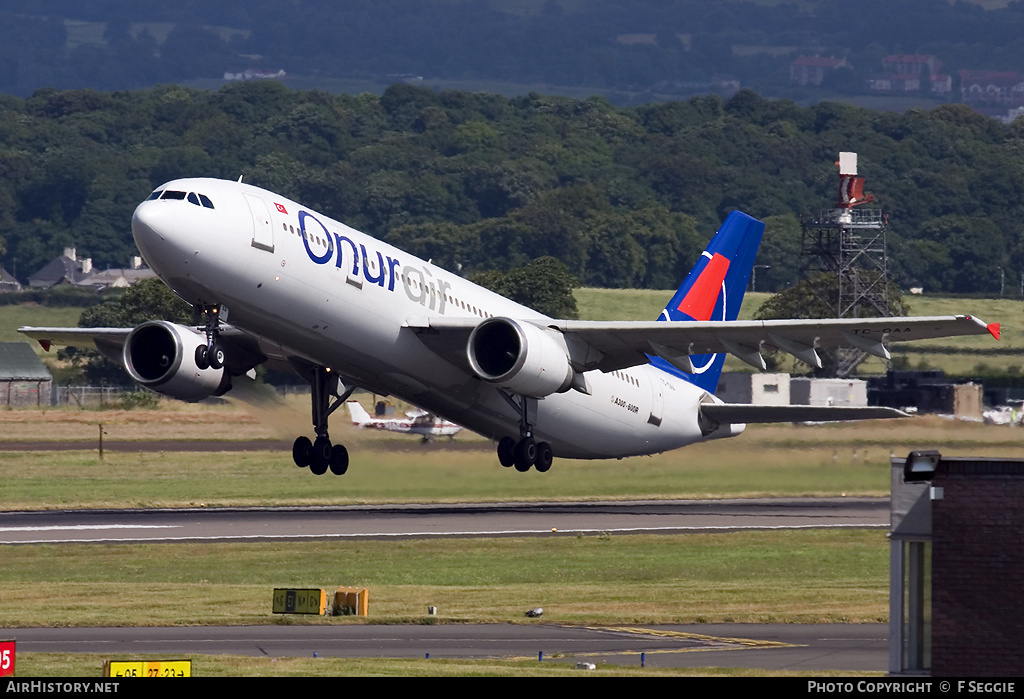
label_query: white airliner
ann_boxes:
[346,401,464,441]
[20,178,999,476]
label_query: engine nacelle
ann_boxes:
[123,321,228,402]
[467,317,574,397]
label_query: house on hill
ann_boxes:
[75,257,155,292]
[0,267,20,292]
[28,248,92,288]
[0,342,52,407]
[28,249,155,291]
[790,56,848,86]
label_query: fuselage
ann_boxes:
[131,177,735,459]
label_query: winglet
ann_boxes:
[988,322,1000,340]
[39,339,51,352]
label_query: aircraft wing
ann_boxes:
[412,314,997,374]
[18,327,132,364]
[550,314,997,372]
[18,324,275,374]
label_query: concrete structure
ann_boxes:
[868,371,983,418]
[790,377,867,407]
[715,372,790,405]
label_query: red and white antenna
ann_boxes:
[835,151,874,211]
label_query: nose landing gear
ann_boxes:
[194,304,225,370]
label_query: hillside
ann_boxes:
[1,85,1023,302]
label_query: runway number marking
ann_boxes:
[105,659,191,677]
[0,641,14,677]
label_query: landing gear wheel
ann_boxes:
[195,345,210,371]
[292,436,312,468]
[329,444,349,475]
[497,437,516,468]
[514,438,537,472]
[535,442,553,473]
[208,343,225,370]
[309,436,332,475]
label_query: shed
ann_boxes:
[0,342,52,406]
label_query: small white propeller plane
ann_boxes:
[346,400,463,441]
[21,178,999,476]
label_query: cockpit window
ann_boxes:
[155,189,215,209]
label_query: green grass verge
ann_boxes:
[0,530,888,628]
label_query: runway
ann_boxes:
[4,623,887,671]
[0,497,887,544]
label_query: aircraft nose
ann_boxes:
[131,200,166,244]
[132,199,188,266]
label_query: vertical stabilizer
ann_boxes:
[651,211,765,393]
[346,401,372,426]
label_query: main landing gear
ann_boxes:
[496,392,554,473]
[194,304,226,370]
[292,365,355,476]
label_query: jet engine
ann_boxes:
[467,317,574,397]
[122,321,229,402]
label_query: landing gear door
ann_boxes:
[648,375,664,427]
[245,194,275,253]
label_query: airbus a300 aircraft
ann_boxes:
[21,178,998,476]
[346,401,464,441]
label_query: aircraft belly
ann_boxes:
[531,371,706,459]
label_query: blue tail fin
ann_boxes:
[649,210,765,393]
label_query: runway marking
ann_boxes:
[586,626,799,648]
[504,625,802,660]
[0,525,180,532]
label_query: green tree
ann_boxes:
[60,278,192,385]
[470,256,579,319]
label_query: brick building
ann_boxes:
[890,455,1024,676]
[931,460,1024,675]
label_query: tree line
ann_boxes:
[1,82,1023,296]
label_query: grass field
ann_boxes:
[0,530,888,628]
[0,394,1017,508]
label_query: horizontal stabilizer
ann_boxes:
[701,403,909,425]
